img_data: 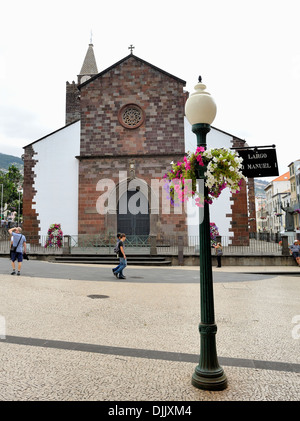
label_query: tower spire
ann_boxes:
[78,42,98,84]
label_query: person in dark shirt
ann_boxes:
[113,233,127,279]
[112,233,121,277]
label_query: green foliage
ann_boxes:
[0,165,23,218]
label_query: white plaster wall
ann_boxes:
[184,118,233,238]
[32,121,80,239]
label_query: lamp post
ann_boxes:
[185,77,227,390]
[18,189,22,226]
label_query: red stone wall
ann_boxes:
[77,156,187,237]
[229,179,249,245]
[79,56,186,157]
[22,145,40,243]
[229,136,257,245]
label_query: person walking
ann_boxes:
[112,233,121,277]
[8,227,27,276]
[289,240,300,266]
[113,233,127,279]
[213,242,223,268]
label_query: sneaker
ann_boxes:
[112,269,118,278]
[11,270,16,275]
[17,271,20,276]
[118,275,126,279]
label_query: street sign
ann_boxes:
[237,147,279,178]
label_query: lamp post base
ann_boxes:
[192,322,228,391]
[192,367,227,391]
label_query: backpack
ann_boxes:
[113,242,120,254]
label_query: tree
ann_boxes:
[0,165,23,221]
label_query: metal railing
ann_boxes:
[155,235,284,256]
[0,232,297,257]
[0,235,64,255]
[65,234,152,255]
[219,236,283,256]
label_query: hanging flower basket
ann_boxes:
[45,223,63,248]
[164,147,246,206]
[210,222,219,246]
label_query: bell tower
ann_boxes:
[78,43,98,84]
[65,43,98,125]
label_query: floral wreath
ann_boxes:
[164,147,246,206]
[45,223,63,248]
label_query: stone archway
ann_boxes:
[106,177,159,237]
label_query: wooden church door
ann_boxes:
[117,190,150,236]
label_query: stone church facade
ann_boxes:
[22,44,256,247]
[23,46,189,243]
[77,52,188,239]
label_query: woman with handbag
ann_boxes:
[213,242,223,268]
[8,227,27,276]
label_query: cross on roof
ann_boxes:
[128,44,135,54]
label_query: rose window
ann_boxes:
[119,104,145,129]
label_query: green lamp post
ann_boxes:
[185,77,227,391]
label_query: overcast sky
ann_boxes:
[0,0,299,176]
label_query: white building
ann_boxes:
[264,172,290,232]
[288,159,300,230]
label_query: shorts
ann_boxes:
[10,251,23,262]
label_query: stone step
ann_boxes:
[54,255,172,266]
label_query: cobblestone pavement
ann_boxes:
[0,258,299,403]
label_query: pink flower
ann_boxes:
[196,146,205,154]
[183,156,191,170]
[196,155,204,166]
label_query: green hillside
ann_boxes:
[0,153,23,172]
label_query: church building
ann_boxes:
[22,44,255,248]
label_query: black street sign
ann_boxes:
[237,147,279,178]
